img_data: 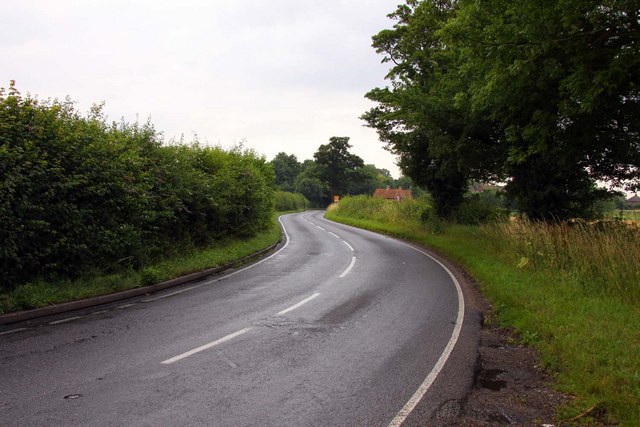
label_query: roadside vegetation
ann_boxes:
[275,191,308,212]
[326,195,640,425]
[0,82,278,311]
[0,216,282,314]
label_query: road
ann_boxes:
[0,211,479,426]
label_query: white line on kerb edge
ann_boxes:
[339,257,356,278]
[0,328,29,336]
[141,285,202,303]
[276,293,321,316]
[49,316,83,325]
[162,328,252,364]
[387,241,465,427]
[204,215,291,285]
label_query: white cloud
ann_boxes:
[1,0,401,175]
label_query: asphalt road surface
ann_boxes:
[0,211,479,426]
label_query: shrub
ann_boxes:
[453,193,509,224]
[0,83,275,291]
[275,191,308,211]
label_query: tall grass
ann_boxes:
[328,194,432,224]
[486,220,640,302]
[327,195,640,425]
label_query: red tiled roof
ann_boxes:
[373,187,413,200]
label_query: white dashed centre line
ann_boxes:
[162,327,253,364]
[339,257,357,278]
[342,241,354,252]
[276,293,321,316]
[328,232,340,239]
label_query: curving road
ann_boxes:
[0,211,479,426]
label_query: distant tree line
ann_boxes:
[0,82,274,290]
[363,0,640,221]
[269,136,416,207]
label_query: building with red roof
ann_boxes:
[373,186,413,201]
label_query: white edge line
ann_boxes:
[387,240,465,427]
[339,256,357,278]
[49,316,83,325]
[276,292,321,316]
[205,215,291,284]
[117,303,137,309]
[142,284,203,302]
[161,327,252,364]
[0,327,29,336]
[342,240,354,251]
[328,231,340,239]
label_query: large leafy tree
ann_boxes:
[362,1,503,218]
[270,152,301,192]
[313,137,365,198]
[446,0,640,220]
[364,0,640,220]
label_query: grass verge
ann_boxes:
[0,214,284,315]
[326,201,640,426]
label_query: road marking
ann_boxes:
[387,242,465,427]
[142,285,202,303]
[342,240,354,251]
[0,327,29,336]
[328,232,340,239]
[315,225,326,231]
[339,257,356,278]
[92,310,109,315]
[162,327,253,364]
[206,215,291,284]
[276,293,321,316]
[49,316,83,325]
[117,303,137,309]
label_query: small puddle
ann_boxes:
[63,394,82,400]
[478,368,507,391]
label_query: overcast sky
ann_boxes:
[1,0,403,176]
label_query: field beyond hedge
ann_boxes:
[326,196,640,425]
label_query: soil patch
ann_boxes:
[433,308,570,426]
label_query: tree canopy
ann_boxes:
[363,0,640,220]
[269,136,413,206]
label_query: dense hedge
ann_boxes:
[275,191,308,212]
[0,83,275,291]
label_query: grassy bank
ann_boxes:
[326,197,640,425]
[0,214,284,315]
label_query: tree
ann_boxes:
[349,164,394,195]
[364,0,640,221]
[270,152,301,192]
[445,0,640,220]
[294,163,329,207]
[362,1,503,218]
[313,137,365,198]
